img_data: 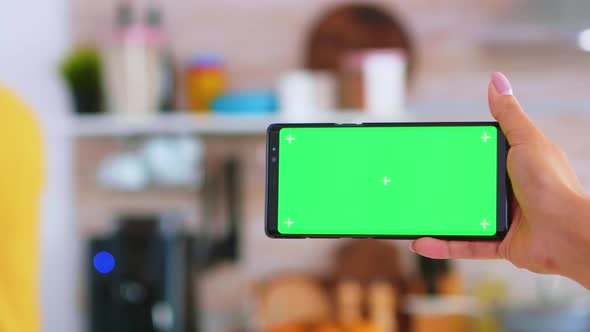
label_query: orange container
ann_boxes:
[185,54,225,112]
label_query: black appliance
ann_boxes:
[88,213,193,332]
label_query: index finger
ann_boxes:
[410,237,501,259]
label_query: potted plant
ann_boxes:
[60,48,104,114]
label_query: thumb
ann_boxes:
[489,72,543,146]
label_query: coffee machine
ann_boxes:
[88,213,192,332]
[88,158,241,332]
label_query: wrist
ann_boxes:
[559,192,590,288]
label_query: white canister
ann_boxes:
[277,70,337,121]
[277,70,317,121]
[363,49,407,118]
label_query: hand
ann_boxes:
[410,72,590,288]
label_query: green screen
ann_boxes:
[277,126,498,236]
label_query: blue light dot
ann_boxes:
[93,251,115,274]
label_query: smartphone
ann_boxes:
[265,122,510,240]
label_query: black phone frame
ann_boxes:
[265,122,510,240]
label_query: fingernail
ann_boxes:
[491,72,513,95]
[408,241,416,253]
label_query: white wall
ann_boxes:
[0,1,79,331]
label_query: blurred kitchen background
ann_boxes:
[4,0,590,331]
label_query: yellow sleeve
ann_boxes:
[0,84,43,332]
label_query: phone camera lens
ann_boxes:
[272,147,277,152]
[271,156,277,162]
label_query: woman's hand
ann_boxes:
[410,72,590,288]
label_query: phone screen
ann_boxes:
[268,123,508,238]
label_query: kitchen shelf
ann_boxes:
[72,112,276,137]
[70,111,405,138]
[477,25,577,51]
[73,104,562,138]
